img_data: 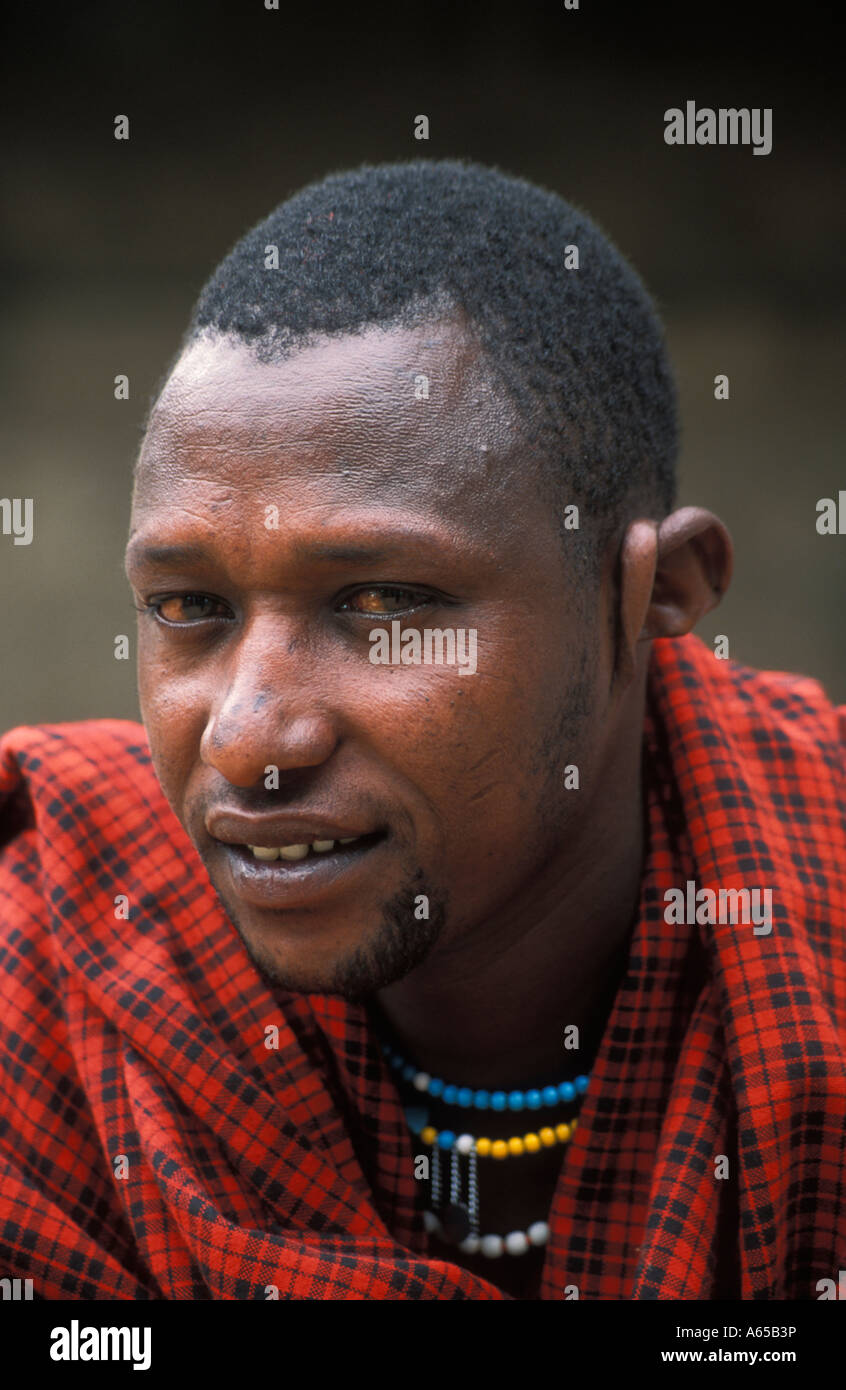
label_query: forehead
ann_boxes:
[130,321,556,564]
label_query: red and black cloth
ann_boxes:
[0,632,844,1299]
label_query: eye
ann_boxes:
[337,585,436,618]
[144,594,231,625]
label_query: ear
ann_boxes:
[646,507,733,637]
[615,507,733,680]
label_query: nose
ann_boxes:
[199,617,339,788]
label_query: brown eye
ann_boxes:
[155,594,228,623]
[341,586,429,616]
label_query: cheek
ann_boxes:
[437,644,599,833]
[136,646,209,801]
[383,666,547,839]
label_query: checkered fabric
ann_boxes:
[0,633,843,1300]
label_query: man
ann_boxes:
[0,161,843,1301]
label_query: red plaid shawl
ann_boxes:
[0,633,844,1300]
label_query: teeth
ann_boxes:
[246,835,362,861]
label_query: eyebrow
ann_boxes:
[125,543,214,570]
[124,528,481,573]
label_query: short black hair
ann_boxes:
[182,159,678,570]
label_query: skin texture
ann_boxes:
[126,320,731,1294]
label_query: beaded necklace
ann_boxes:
[382,1043,589,1259]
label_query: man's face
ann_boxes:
[126,320,616,998]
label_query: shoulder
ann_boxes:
[651,634,845,775]
[0,719,164,833]
[0,720,183,920]
[0,718,217,969]
[0,717,155,788]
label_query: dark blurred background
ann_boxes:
[2,0,844,730]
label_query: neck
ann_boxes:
[372,695,647,1091]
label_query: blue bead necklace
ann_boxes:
[381,1042,590,1110]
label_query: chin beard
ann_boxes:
[210,869,448,1002]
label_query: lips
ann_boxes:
[205,808,388,911]
[206,809,381,849]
